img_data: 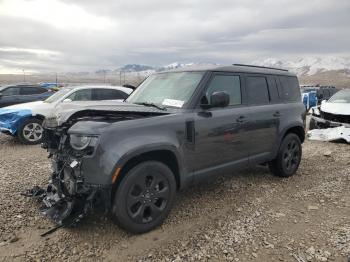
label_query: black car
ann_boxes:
[0,84,53,107]
[27,64,306,234]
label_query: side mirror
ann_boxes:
[210,91,230,108]
[321,99,327,105]
[201,91,230,109]
[63,98,72,103]
[0,92,2,99]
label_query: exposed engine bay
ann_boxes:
[22,109,167,235]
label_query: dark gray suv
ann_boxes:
[28,64,306,234]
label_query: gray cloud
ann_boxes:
[0,0,349,73]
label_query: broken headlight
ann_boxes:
[70,134,98,150]
[312,107,320,116]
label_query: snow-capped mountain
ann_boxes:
[118,64,155,72]
[252,57,350,76]
[158,62,219,71]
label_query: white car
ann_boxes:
[0,85,133,144]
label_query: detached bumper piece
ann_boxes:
[308,126,350,143]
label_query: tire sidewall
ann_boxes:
[112,161,176,234]
[278,134,302,177]
[17,118,43,145]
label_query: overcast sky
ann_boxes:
[0,0,349,73]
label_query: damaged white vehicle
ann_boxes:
[308,89,350,143]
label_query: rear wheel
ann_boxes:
[17,118,44,145]
[269,133,302,177]
[111,161,176,233]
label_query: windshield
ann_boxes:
[327,90,350,103]
[44,88,72,103]
[126,72,204,108]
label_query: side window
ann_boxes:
[267,76,279,102]
[279,76,301,102]
[20,87,46,95]
[93,89,128,101]
[206,75,241,106]
[1,87,20,96]
[246,76,270,105]
[66,89,92,101]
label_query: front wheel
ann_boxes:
[111,161,176,233]
[269,133,302,177]
[17,118,44,145]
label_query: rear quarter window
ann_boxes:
[279,76,300,102]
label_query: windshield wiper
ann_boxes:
[135,102,167,111]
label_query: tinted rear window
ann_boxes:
[246,76,270,105]
[93,89,128,100]
[279,76,300,102]
[267,77,280,103]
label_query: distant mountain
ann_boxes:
[118,64,155,72]
[252,57,350,76]
[158,62,218,71]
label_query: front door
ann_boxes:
[191,73,250,176]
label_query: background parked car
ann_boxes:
[0,84,54,108]
[309,89,350,130]
[0,85,133,144]
[301,85,339,109]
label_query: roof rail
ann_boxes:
[233,63,288,72]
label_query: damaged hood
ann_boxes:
[321,102,350,115]
[0,101,55,134]
[45,101,173,128]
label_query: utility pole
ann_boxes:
[55,72,58,85]
[22,69,26,82]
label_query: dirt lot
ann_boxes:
[0,134,349,262]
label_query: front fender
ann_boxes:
[81,132,184,186]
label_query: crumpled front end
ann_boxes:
[0,108,32,135]
[23,125,111,232]
[310,107,350,129]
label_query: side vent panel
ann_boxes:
[186,120,195,145]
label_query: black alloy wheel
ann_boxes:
[112,161,176,233]
[269,133,302,177]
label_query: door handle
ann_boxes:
[273,111,282,117]
[236,116,247,123]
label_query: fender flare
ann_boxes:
[111,143,185,188]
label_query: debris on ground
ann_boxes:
[0,135,349,261]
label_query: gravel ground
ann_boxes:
[0,133,349,262]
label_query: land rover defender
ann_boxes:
[27,64,306,233]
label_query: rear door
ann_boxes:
[244,74,280,163]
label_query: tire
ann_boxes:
[269,133,302,177]
[111,161,176,234]
[17,118,44,145]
